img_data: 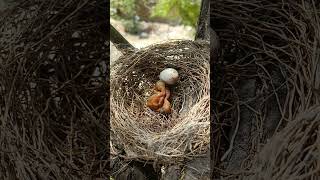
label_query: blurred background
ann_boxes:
[110,0,201,62]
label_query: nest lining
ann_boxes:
[111,40,210,162]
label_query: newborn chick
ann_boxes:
[156,87,171,113]
[146,80,166,110]
[146,80,172,113]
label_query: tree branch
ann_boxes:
[195,0,210,41]
[110,24,135,52]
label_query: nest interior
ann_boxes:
[111,40,210,163]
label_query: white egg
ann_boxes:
[159,68,179,85]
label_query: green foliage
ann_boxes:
[111,0,143,35]
[110,0,136,18]
[110,0,200,33]
[151,0,201,27]
[123,18,142,35]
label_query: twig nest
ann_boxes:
[159,68,179,85]
[110,40,209,163]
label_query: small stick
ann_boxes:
[221,103,241,161]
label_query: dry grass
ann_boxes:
[110,40,210,164]
[246,105,320,180]
[0,0,108,179]
[212,0,320,178]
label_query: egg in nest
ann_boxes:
[159,68,179,85]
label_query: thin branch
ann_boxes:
[221,101,241,162]
[110,24,135,52]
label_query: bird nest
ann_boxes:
[246,105,320,179]
[0,0,108,178]
[212,0,320,179]
[110,40,210,163]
